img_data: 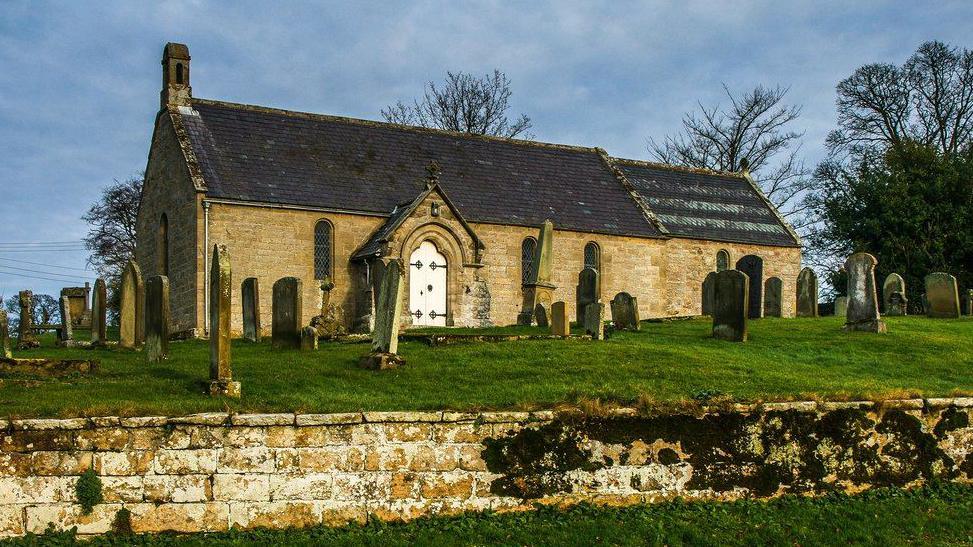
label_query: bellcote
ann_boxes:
[161,42,191,109]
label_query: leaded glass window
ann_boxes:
[716,249,730,272]
[314,220,333,279]
[521,237,537,285]
[584,242,600,271]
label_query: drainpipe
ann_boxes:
[203,200,210,336]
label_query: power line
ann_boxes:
[0,257,93,272]
[0,248,88,253]
[0,269,89,284]
[0,240,84,245]
[0,264,92,280]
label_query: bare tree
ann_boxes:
[649,85,812,228]
[82,174,142,280]
[382,70,533,139]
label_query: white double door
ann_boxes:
[408,241,447,326]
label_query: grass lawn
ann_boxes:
[6,483,973,545]
[1,316,971,418]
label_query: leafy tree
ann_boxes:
[2,293,60,331]
[382,70,533,139]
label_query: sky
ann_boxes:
[1,0,970,299]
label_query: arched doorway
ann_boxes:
[409,241,448,326]
[736,255,763,318]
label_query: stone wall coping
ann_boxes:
[362,411,443,423]
[926,397,973,409]
[229,413,295,426]
[168,413,230,426]
[295,413,363,426]
[119,416,169,428]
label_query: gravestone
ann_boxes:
[0,309,10,358]
[60,284,91,328]
[610,292,640,330]
[90,279,108,346]
[550,301,570,337]
[925,272,960,318]
[518,220,556,325]
[796,267,818,318]
[311,276,346,340]
[272,277,303,350]
[735,255,763,319]
[16,291,39,350]
[834,296,848,317]
[534,303,549,328]
[301,326,318,351]
[145,275,170,362]
[882,273,907,316]
[763,277,783,318]
[119,260,145,349]
[576,267,600,324]
[241,277,261,342]
[701,272,717,316]
[583,301,605,340]
[843,253,886,333]
[58,296,73,345]
[362,259,405,369]
[965,289,973,316]
[209,244,239,397]
[712,269,749,342]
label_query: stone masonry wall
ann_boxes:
[1,399,971,537]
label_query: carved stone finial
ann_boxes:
[425,161,441,188]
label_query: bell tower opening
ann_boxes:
[161,42,192,109]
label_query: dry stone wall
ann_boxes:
[1,399,971,537]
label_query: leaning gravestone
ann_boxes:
[712,270,749,342]
[796,267,818,318]
[90,279,108,346]
[272,277,303,350]
[0,309,11,358]
[576,267,600,324]
[843,253,886,333]
[361,259,405,369]
[701,272,717,316]
[763,277,783,318]
[834,296,848,318]
[209,244,239,397]
[583,301,605,340]
[242,277,261,342]
[610,292,640,331]
[550,301,570,337]
[58,296,73,345]
[119,260,145,349]
[534,303,549,328]
[16,291,39,350]
[882,273,907,316]
[145,275,170,362]
[925,272,960,319]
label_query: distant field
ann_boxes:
[2,316,971,418]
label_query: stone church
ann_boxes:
[136,43,802,336]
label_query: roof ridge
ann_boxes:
[610,156,744,179]
[189,98,600,155]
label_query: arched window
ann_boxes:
[314,220,333,279]
[175,63,184,84]
[521,237,537,285]
[716,249,730,272]
[583,241,600,271]
[158,213,169,276]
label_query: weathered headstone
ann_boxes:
[712,270,749,342]
[272,277,303,350]
[843,252,886,333]
[16,291,39,350]
[90,278,108,346]
[550,301,570,337]
[796,267,818,318]
[60,284,91,328]
[763,277,783,318]
[882,273,907,316]
[311,276,346,340]
[534,303,549,328]
[242,277,261,342]
[925,272,960,319]
[209,244,239,397]
[518,220,556,325]
[610,292,640,330]
[576,267,600,324]
[583,301,605,340]
[0,309,11,358]
[834,296,848,317]
[965,289,973,316]
[58,296,73,345]
[362,259,405,369]
[735,255,763,319]
[701,272,717,316]
[301,326,318,351]
[145,275,170,362]
[119,260,145,349]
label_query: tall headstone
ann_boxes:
[518,220,556,325]
[272,277,303,349]
[241,277,261,342]
[795,267,818,318]
[583,301,605,340]
[712,270,749,342]
[701,272,717,316]
[16,291,39,350]
[144,275,170,362]
[735,255,763,319]
[90,278,108,346]
[610,292,640,330]
[834,296,848,318]
[763,277,783,318]
[58,296,73,345]
[0,309,11,358]
[882,273,907,316]
[550,301,570,337]
[576,266,600,324]
[119,260,145,348]
[362,259,405,369]
[843,252,886,333]
[209,244,239,397]
[925,272,960,319]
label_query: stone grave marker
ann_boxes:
[583,301,605,340]
[518,219,556,326]
[925,272,960,318]
[843,252,886,333]
[0,309,10,358]
[311,276,346,340]
[272,277,303,349]
[58,296,73,345]
[796,267,818,318]
[712,269,749,342]
[209,244,239,397]
[965,289,973,316]
[534,303,549,328]
[16,291,39,350]
[301,326,318,351]
[119,260,145,349]
[241,277,261,342]
[90,279,108,346]
[834,296,848,317]
[145,275,170,362]
[763,277,783,318]
[701,272,716,316]
[550,301,570,337]
[576,267,600,324]
[362,259,405,369]
[735,255,763,319]
[882,273,907,316]
[610,292,640,330]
